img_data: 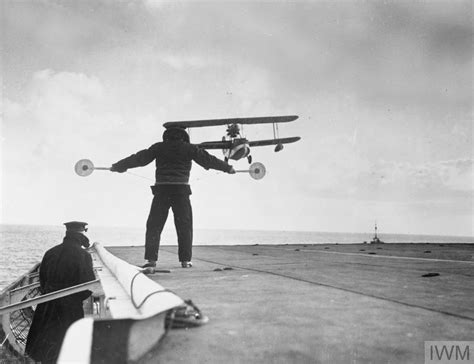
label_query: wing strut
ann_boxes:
[272,123,284,152]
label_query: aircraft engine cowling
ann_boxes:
[229,143,250,160]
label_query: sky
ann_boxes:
[1,0,472,236]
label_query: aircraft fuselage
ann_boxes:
[223,138,251,161]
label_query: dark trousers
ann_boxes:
[145,193,193,262]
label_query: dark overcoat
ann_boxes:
[25,233,95,363]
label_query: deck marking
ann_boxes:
[291,248,474,264]
[196,245,474,264]
[247,246,474,264]
[191,255,474,322]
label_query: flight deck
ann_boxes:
[107,243,474,364]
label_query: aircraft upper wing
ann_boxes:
[197,141,233,149]
[164,115,298,129]
[248,137,301,147]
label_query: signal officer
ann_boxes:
[111,127,235,268]
[25,221,95,363]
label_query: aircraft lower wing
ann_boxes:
[197,141,233,149]
[198,137,300,150]
[248,137,301,147]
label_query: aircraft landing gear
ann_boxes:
[247,155,252,164]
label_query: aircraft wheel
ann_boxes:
[247,155,252,164]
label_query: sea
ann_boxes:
[0,224,472,291]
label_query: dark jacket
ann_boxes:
[25,233,95,363]
[112,141,232,185]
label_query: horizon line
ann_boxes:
[0,222,472,239]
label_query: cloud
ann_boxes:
[161,54,209,70]
[142,0,166,9]
[294,128,473,202]
[28,69,105,122]
[438,159,473,191]
[5,70,102,122]
[183,2,473,116]
[356,158,473,201]
[369,159,473,193]
[3,70,127,166]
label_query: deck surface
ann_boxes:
[107,243,474,364]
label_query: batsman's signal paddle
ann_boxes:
[75,159,110,177]
[235,162,266,180]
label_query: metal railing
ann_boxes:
[0,280,101,316]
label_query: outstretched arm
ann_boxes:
[111,144,158,173]
[190,145,235,173]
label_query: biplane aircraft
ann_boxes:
[163,115,301,164]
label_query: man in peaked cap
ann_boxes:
[111,127,235,269]
[25,221,96,363]
[64,220,89,237]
